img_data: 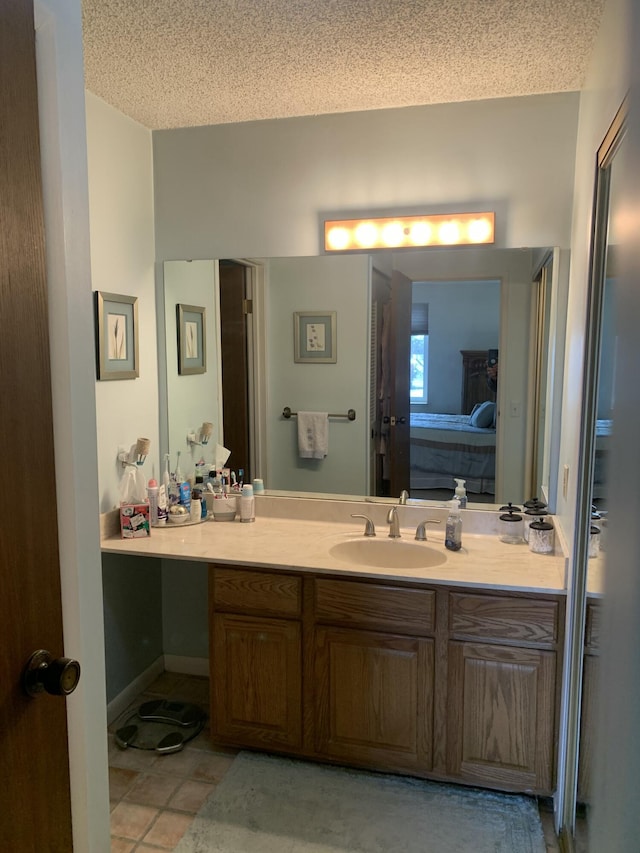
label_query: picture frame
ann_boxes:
[177,304,206,375]
[95,291,139,380]
[293,311,337,363]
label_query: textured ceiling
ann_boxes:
[81,0,605,130]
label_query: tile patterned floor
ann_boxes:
[109,672,586,852]
[108,672,237,852]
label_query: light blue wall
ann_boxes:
[265,255,370,494]
[101,554,163,703]
[152,93,579,260]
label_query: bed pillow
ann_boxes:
[469,400,495,428]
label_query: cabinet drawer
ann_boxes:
[585,603,601,653]
[449,593,558,645]
[315,578,435,634]
[211,566,302,617]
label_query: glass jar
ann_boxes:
[524,497,548,511]
[498,507,524,543]
[529,520,555,554]
[523,508,549,542]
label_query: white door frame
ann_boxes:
[35,1,110,849]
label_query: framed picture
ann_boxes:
[95,291,139,380]
[177,304,206,375]
[294,311,337,363]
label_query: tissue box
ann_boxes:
[120,503,151,538]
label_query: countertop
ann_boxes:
[101,498,568,595]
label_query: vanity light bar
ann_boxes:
[324,212,495,252]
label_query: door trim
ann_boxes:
[35,0,110,848]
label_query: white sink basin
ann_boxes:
[328,537,447,570]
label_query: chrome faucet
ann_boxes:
[415,519,441,541]
[351,513,376,537]
[386,506,401,538]
[399,490,409,505]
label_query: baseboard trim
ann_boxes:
[163,655,209,677]
[106,655,165,725]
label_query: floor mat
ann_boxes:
[174,750,546,852]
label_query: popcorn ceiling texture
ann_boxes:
[82,0,605,130]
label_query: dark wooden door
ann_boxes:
[388,270,412,496]
[219,260,251,480]
[0,2,73,849]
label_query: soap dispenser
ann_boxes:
[445,500,462,551]
[453,478,467,508]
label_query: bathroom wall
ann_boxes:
[86,92,160,510]
[86,92,164,703]
[152,92,580,260]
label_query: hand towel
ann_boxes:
[297,412,329,459]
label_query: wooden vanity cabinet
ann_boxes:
[210,567,303,751]
[313,578,435,773]
[209,565,563,796]
[446,592,561,794]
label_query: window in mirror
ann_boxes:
[410,301,430,403]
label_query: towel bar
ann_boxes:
[282,407,356,421]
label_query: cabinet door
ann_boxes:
[447,641,556,793]
[314,627,434,772]
[212,613,302,749]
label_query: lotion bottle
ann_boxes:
[445,500,462,551]
[239,484,255,523]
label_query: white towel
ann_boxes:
[297,412,329,459]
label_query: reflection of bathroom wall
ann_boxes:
[412,280,500,414]
[266,255,370,494]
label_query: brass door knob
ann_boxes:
[22,649,81,697]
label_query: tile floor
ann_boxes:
[108,672,586,852]
[108,672,237,852]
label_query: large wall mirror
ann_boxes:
[161,245,568,510]
[560,99,626,847]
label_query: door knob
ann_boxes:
[397,416,407,425]
[22,649,81,697]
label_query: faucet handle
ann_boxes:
[351,514,376,537]
[415,519,441,541]
[399,490,409,505]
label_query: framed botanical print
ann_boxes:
[95,291,139,380]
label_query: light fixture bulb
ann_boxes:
[409,221,432,245]
[326,226,350,251]
[467,217,492,243]
[438,220,460,244]
[354,222,378,248]
[381,221,404,247]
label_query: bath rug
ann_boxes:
[174,750,546,852]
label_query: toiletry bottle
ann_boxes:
[445,500,462,551]
[454,478,467,508]
[239,484,255,523]
[190,490,202,523]
[147,478,159,526]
